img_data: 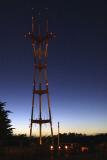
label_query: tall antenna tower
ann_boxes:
[24,9,56,145]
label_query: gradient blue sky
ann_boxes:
[0,0,107,136]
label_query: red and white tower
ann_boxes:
[25,11,56,145]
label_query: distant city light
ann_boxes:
[81,146,88,152]
[50,145,54,150]
[65,145,68,150]
[58,146,61,150]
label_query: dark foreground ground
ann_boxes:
[0,146,107,160]
[0,153,107,160]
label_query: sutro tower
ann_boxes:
[24,10,56,145]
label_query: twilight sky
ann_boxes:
[0,0,107,136]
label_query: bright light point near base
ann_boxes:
[58,146,61,150]
[65,145,68,150]
[50,145,54,150]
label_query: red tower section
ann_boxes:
[25,12,56,145]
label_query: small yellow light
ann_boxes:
[65,145,68,150]
[50,145,54,150]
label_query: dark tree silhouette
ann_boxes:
[0,101,13,140]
